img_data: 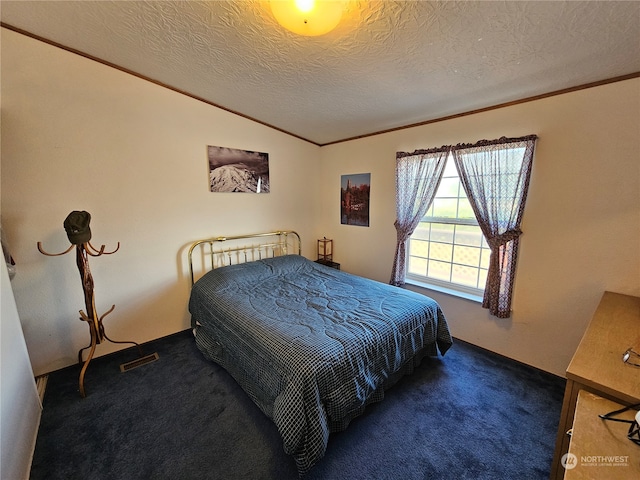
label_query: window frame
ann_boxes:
[405,154,490,300]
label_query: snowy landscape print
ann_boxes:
[208,145,270,193]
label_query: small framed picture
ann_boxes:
[208,145,269,193]
[341,173,370,226]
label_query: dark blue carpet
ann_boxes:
[30,330,565,480]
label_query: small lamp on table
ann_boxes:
[317,237,333,262]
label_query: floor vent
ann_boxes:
[120,352,159,373]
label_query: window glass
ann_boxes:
[407,154,491,295]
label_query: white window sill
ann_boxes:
[404,278,483,303]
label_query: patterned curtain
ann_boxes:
[451,135,537,318]
[390,147,449,286]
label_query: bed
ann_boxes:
[187,231,452,475]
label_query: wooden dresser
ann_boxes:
[550,291,640,479]
[563,390,639,479]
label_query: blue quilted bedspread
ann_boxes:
[189,255,452,475]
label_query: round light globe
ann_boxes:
[271,0,343,36]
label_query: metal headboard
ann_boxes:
[188,230,301,285]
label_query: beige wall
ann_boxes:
[2,28,639,378]
[319,78,640,376]
[1,30,321,375]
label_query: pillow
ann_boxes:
[195,258,271,292]
[259,254,310,274]
[194,254,309,292]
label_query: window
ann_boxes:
[406,153,490,297]
[393,135,537,317]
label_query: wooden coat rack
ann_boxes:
[38,230,142,397]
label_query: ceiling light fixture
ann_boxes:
[271,0,343,36]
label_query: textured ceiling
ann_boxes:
[2,1,639,145]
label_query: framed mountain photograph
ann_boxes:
[208,145,270,193]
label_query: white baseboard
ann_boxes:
[35,375,48,406]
